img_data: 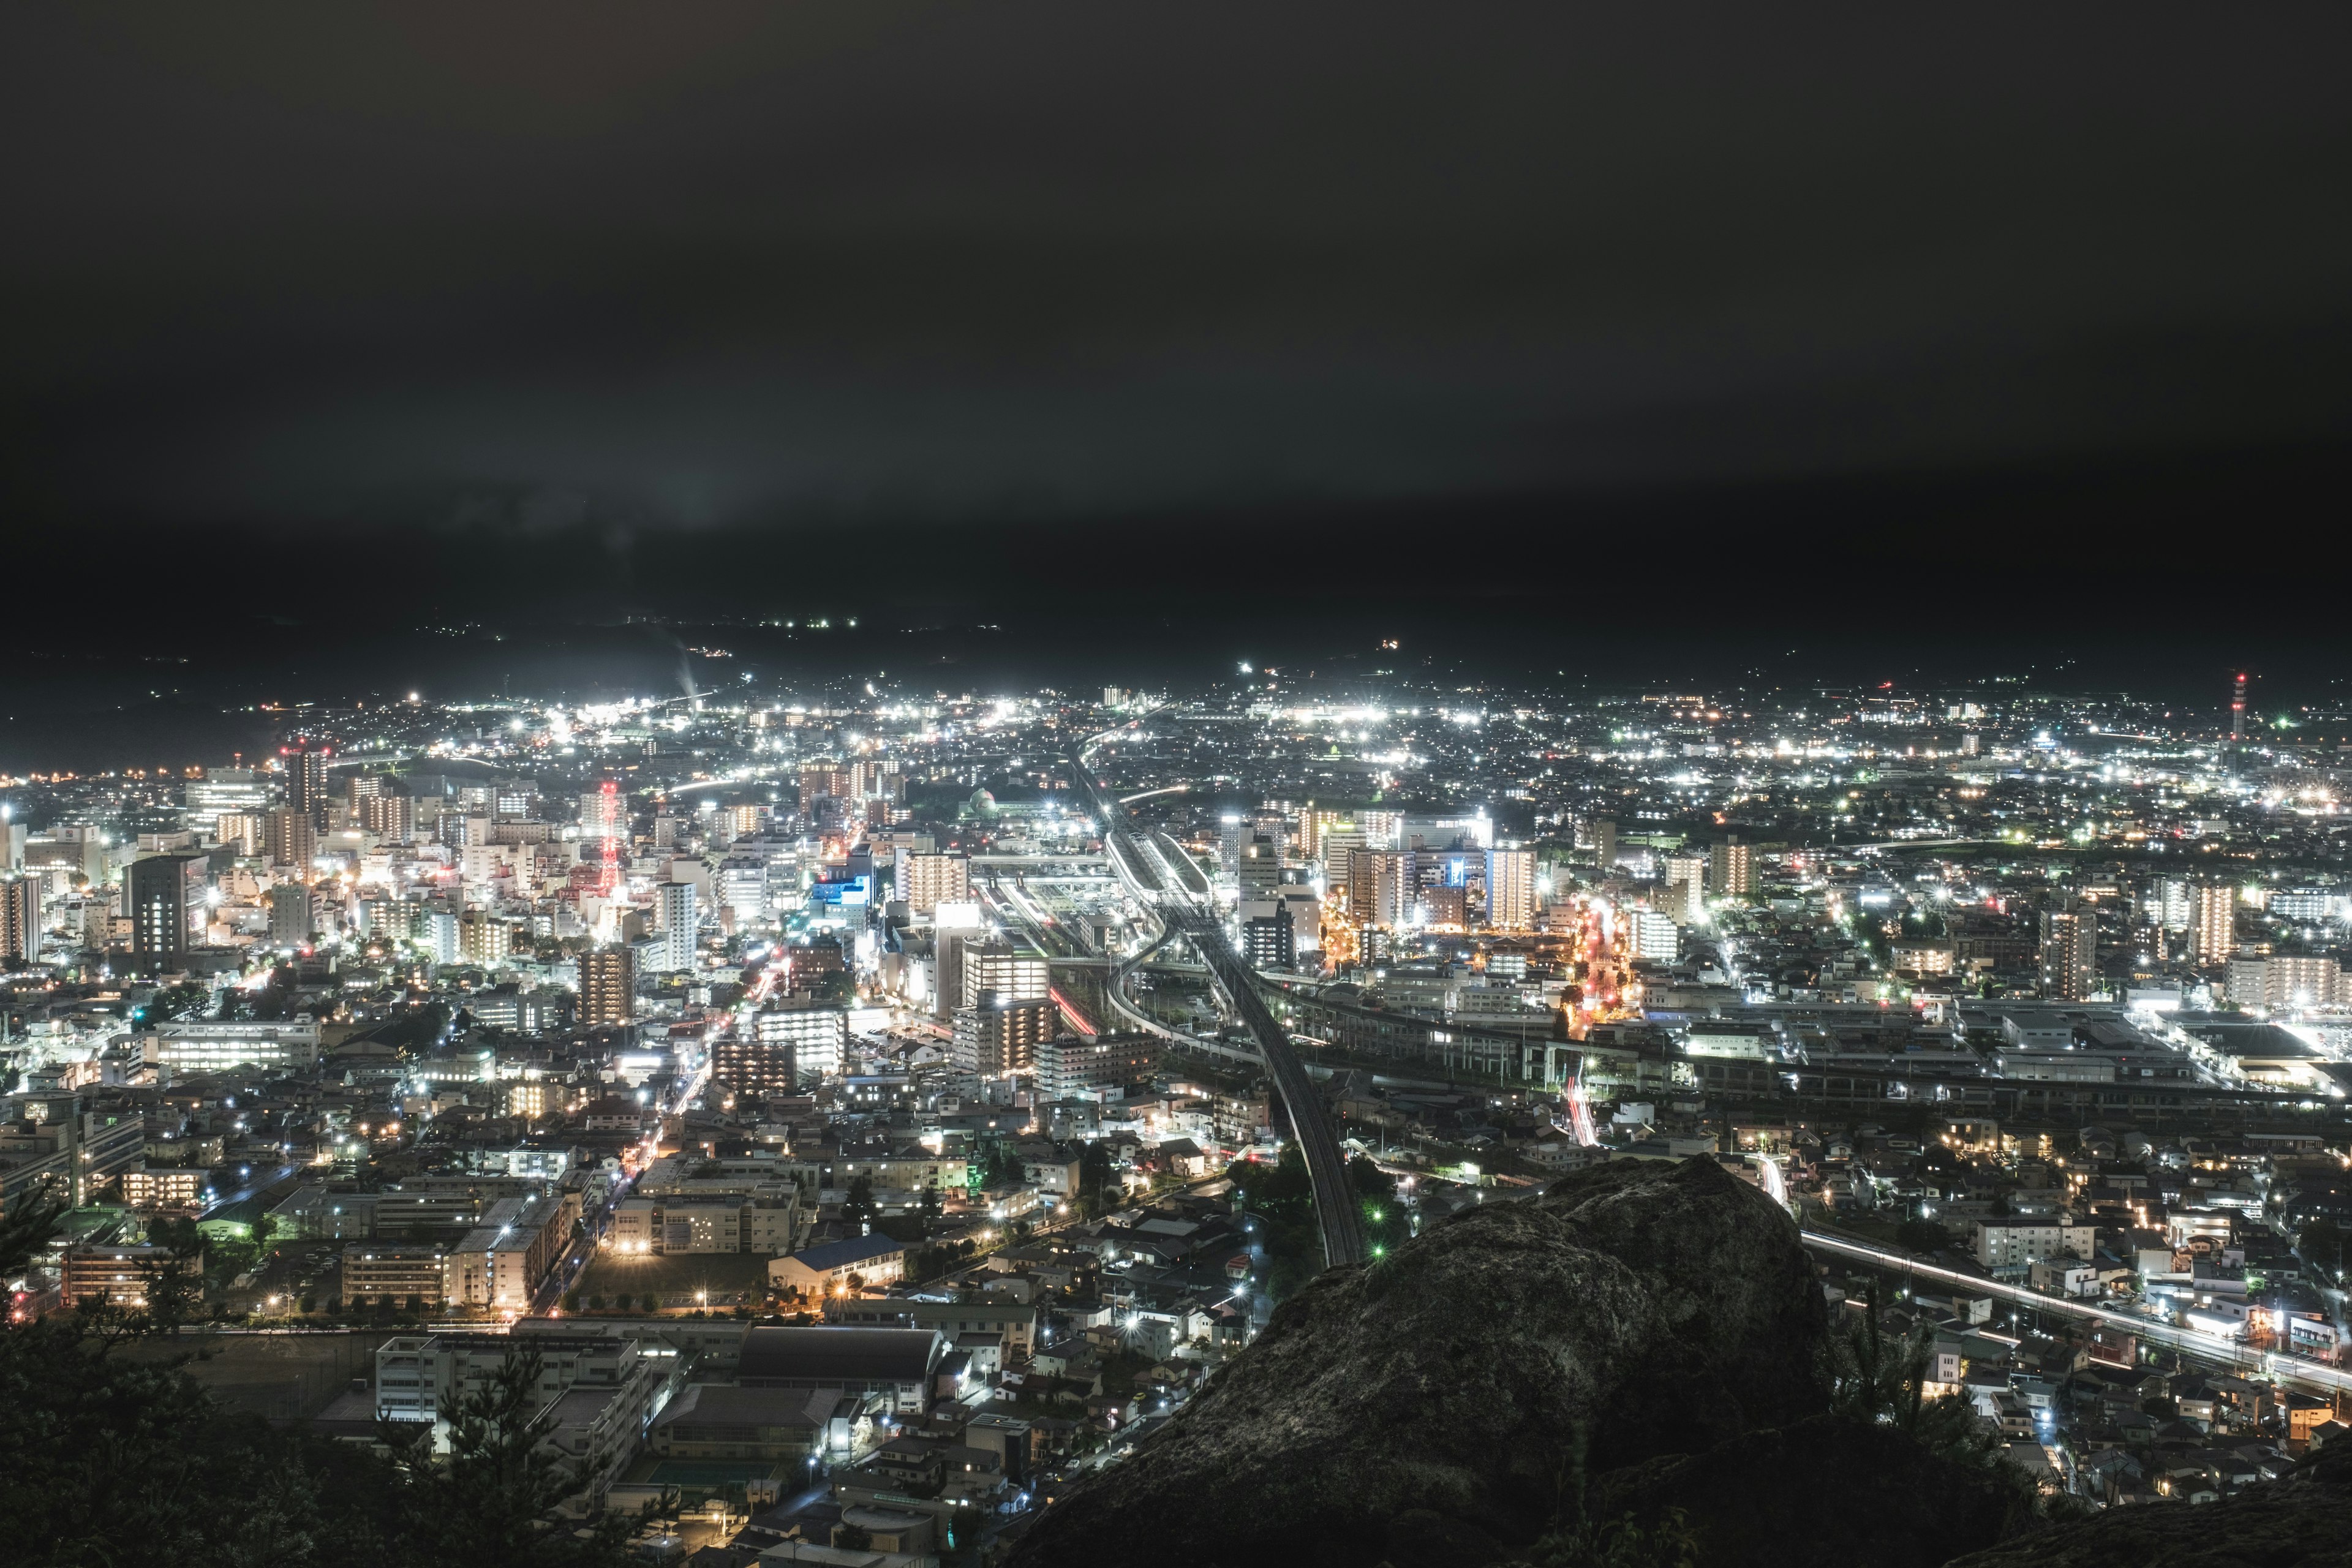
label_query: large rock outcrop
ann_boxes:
[1008,1156,1828,1568]
[1581,1414,2032,1568]
[1944,1436,2352,1568]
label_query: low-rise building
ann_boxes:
[62,1243,189,1307]
[1972,1215,2095,1270]
[649,1382,881,1463]
[344,1245,450,1307]
[769,1234,908,1297]
[121,1164,205,1210]
[737,1325,942,1415]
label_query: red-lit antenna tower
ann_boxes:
[2230,673,2248,743]
[596,779,621,894]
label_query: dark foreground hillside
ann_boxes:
[1005,1157,2352,1568]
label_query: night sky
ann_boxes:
[4,2,2351,704]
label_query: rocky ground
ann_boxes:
[1009,1157,1830,1567]
[1004,1155,2352,1568]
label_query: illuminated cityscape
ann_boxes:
[1,665,2350,1562]
[6,5,2351,1566]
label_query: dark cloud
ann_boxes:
[2,1,2348,557]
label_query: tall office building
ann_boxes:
[717,856,770,921]
[1237,833,1283,900]
[2039,903,2097,1001]
[181,769,270,840]
[1485,848,1535,930]
[652,881,698,973]
[282,741,331,829]
[1707,840,1753,896]
[129,851,209,971]
[1218,815,1247,886]
[1242,904,1296,968]
[1319,834,1364,902]
[268,883,314,947]
[903,853,971,916]
[2230,672,2248,744]
[579,947,636,1026]
[263,806,316,872]
[0,876,40,965]
[2190,883,2239,965]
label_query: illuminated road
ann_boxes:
[202,1163,298,1219]
[1072,732,1365,1268]
[1801,1229,2352,1399]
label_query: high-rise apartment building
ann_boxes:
[361,794,416,843]
[1218,815,1247,886]
[1349,850,1415,930]
[1484,848,1535,930]
[1662,854,1709,923]
[1707,840,1753,897]
[961,943,1049,1011]
[951,992,1055,1077]
[345,773,386,824]
[1301,809,1351,865]
[2039,903,2097,1001]
[797,764,851,813]
[1627,908,1680,960]
[745,1003,846,1084]
[1589,816,1618,869]
[0,876,40,965]
[282,741,331,829]
[579,947,636,1026]
[903,853,971,916]
[578,787,624,839]
[129,851,209,971]
[2190,882,2238,965]
[652,881,698,973]
[2228,952,2343,1011]
[420,908,459,965]
[263,806,317,871]
[459,908,511,967]
[2151,875,2194,935]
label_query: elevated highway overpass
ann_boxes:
[1072,730,1365,1267]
